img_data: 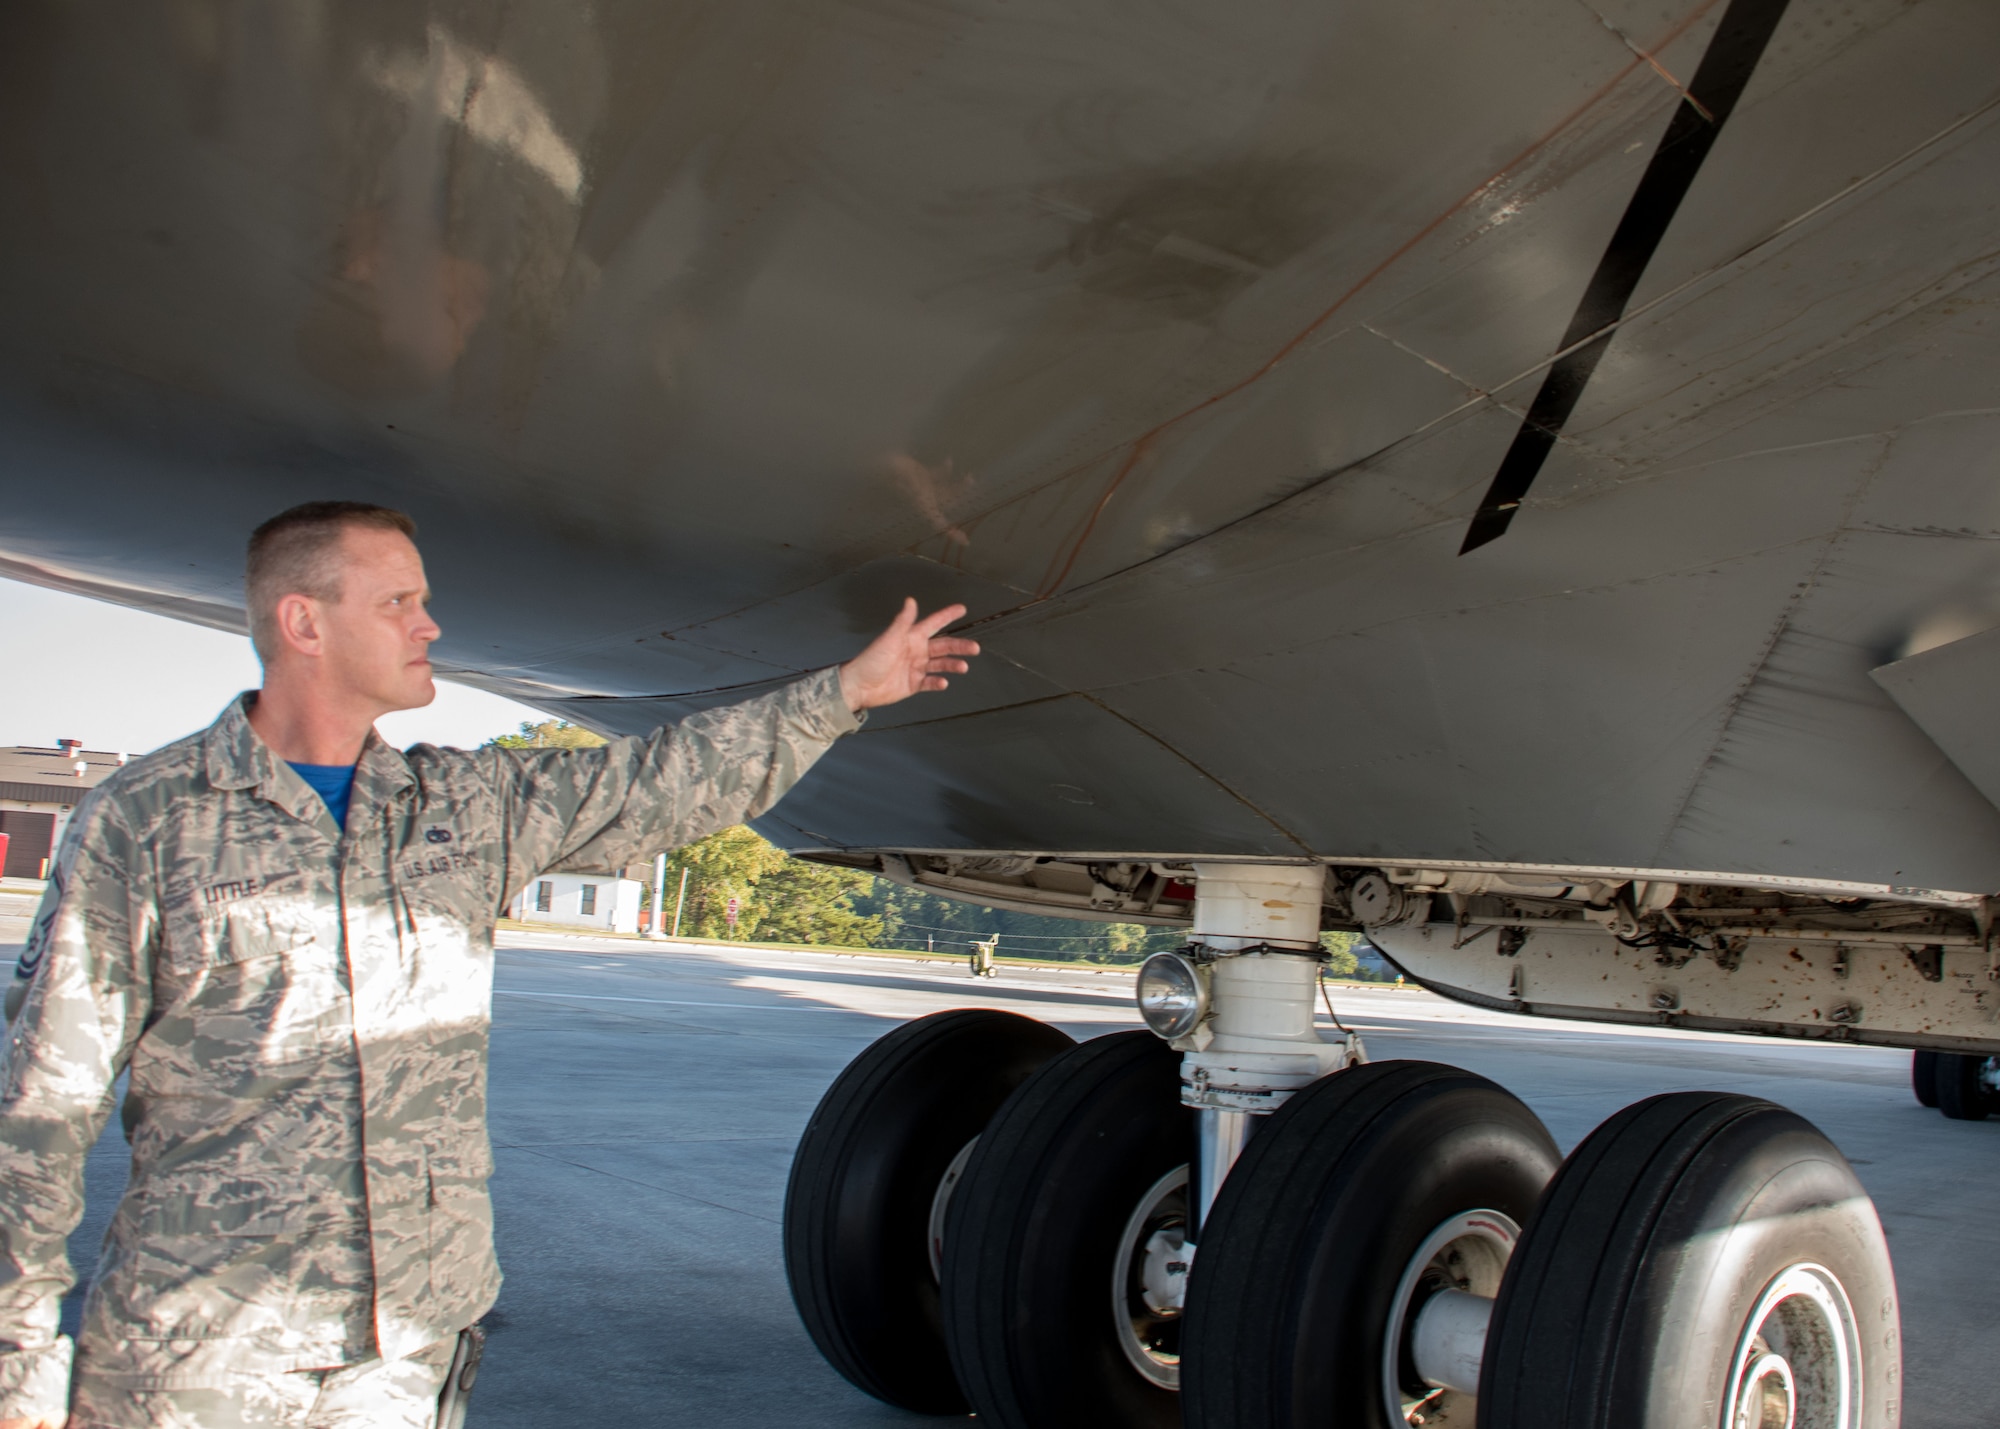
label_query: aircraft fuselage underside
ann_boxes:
[816,848,2000,1053]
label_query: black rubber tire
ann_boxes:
[941,1029,1190,1429]
[1911,1049,1939,1108]
[1180,1061,1559,1429]
[783,1009,1074,1413]
[1482,1091,1900,1429]
[1935,1052,1992,1121]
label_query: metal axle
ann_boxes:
[1410,1289,1494,1398]
[1191,1107,1253,1239]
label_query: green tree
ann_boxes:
[650,827,886,946]
[749,858,885,947]
[487,719,607,749]
[661,826,785,938]
[1320,930,1397,982]
[1104,923,1151,961]
[1319,930,1360,977]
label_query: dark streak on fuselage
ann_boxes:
[1459,0,1794,555]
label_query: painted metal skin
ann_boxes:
[4,1,2000,895]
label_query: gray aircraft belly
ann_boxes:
[4,0,2000,892]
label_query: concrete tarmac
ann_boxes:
[1,915,1992,1425]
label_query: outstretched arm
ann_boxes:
[489,599,982,890]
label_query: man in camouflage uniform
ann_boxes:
[0,502,978,1428]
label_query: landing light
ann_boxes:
[1137,952,1208,1040]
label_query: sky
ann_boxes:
[0,577,547,755]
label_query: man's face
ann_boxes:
[317,526,441,714]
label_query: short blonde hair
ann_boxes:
[245,501,417,661]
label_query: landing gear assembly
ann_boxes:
[1910,1048,1999,1120]
[784,863,1906,1426]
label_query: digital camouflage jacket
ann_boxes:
[0,669,859,1419]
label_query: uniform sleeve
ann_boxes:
[0,794,155,1422]
[484,666,861,904]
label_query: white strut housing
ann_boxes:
[1189,863,1324,950]
[1178,864,1358,1111]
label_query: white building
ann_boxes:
[508,872,643,934]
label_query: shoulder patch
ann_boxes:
[15,869,63,981]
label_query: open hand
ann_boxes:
[839,599,980,711]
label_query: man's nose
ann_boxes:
[415,611,442,642]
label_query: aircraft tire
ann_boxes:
[1910,1050,1939,1108]
[940,1029,1188,1429]
[782,1008,1074,1414]
[1935,1052,1993,1121]
[1179,1060,1558,1429]
[1481,1091,1899,1429]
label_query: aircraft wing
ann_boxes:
[5,0,1999,892]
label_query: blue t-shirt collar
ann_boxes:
[287,762,358,830]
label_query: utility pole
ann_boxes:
[671,866,690,939]
[649,852,668,938]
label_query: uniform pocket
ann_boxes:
[210,895,319,967]
[172,924,343,1071]
[165,884,320,975]
[146,881,345,1068]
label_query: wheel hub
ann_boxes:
[1383,1210,1520,1427]
[1724,1264,1860,1429]
[1138,1224,1191,1316]
[1112,1165,1191,1390]
[1735,1351,1796,1429]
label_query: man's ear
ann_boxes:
[273,593,325,658]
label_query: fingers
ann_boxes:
[912,602,969,639]
[861,600,978,709]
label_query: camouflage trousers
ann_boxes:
[69,1338,455,1429]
